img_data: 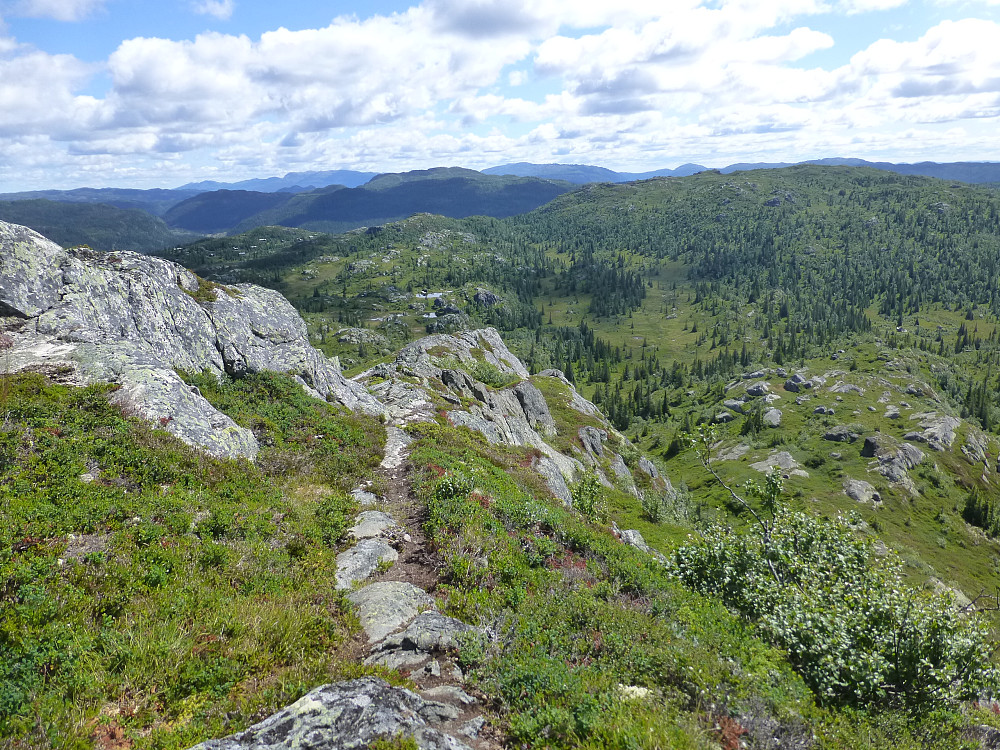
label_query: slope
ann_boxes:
[0,198,197,251]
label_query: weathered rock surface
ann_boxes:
[763,407,782,427]
[823,426,859,443]
[906,413,962,451]
[751,451,808,477]
[579,426,608,457]
[723,398,745,413]
[378,611,475,654]
[335,539,399,590]
[186,677,472,750]
[349,511,399,540]
[745,380,770,397]
[357,329,674,507]
[783,373,811,392]
[844,478,880,504]
[0,222,382,459]
[347,581,436,644]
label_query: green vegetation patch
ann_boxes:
[0,372,385,748]
[182,369,385,491]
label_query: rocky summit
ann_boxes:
[0,221,382,458]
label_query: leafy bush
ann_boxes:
[671,508,997,708]
[315,492,357,546]
[641,482,691,524]
[571,472,606,521]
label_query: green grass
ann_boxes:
[0,372,386,749]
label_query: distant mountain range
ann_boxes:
[3,158,1000,246]
[0,199,197,252]
[177,169,378,193]
[211,167,574,234]
[481,162,708,183]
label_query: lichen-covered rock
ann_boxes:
[347,581,436,644]
[349,511,399,540]
[637,456,659,480]
[185,677,472,750]
[512,380,557,437]
[379,328,528,381]
[0,222,69,318]
[378,611,476,653]
[723,398,745,413]
[579,426,608,458]
[783,373,810,392]
[962,428,993,467]
[335,539,399,590]
[763,407,782,427]
[906,413,962,451]
[0,222,384,459]
[745,381,770,397]
[750,451,808,477]
[823,426,859,443]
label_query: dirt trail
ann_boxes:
[336,423,502,750]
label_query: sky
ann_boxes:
[1,0,1000,191]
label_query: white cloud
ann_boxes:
[836,0,909,13]
[7,0,104,21]
[192,0,234,21]
[4,0,1000,190]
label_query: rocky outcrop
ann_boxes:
[844,478,880,504]
[824,426,859,443]
[905,413,962,452]
[750,451,808,478]
[0,221,382,459]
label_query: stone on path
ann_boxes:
[185,677,472,750]
[348,581,436,644]
[335,539,398,590]
[349,511,399,540]
[351,487,380,506]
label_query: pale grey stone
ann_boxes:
[349,511,398,540]
[379,611,476,653]
[351,488,380,506]
[579,426,608,457]
[0,223,384,459]
[185,677,472,750]
[347,582,435,644]
[335,539,398,590]
[844,479,880,504]
[723,398,745,413]
[422,686,478,707]
[535,456,573,505]
[823,426,859,443]
[637,456,659,479]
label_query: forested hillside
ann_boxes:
[161,165,1000,617]
[0,199,196,252]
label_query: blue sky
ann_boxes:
[1,0,999,190]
